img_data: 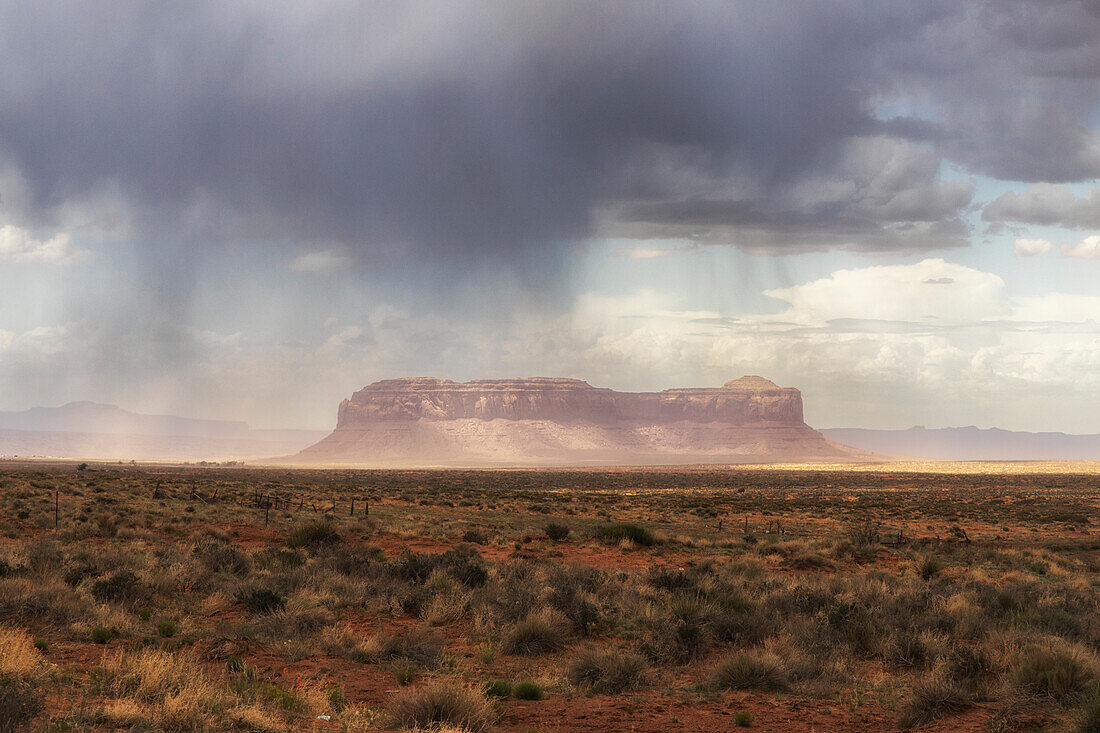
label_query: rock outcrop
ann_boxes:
[292,376,860,466]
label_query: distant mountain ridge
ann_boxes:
[822,426,1100,461]
[0,402,326,461]
[0,401,249,438]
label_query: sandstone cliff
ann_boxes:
[293,376,859,466]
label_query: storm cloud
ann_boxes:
[1,0,1099,270]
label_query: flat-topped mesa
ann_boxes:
[335,376,804,427]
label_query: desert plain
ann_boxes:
[0,460,1099,732]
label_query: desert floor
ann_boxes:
[0,459,1098,732]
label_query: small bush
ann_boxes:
[502,611,567,656]
[327,685,347,712]
[388,682,495,732]
[918,555,942,581]
[392,662,417,686]
[1075,684,1100,733]
[355,629,445,667]
[32,639,47,654]
[1015,646,1095,701]
[0,673,43,731]
[709,653,788,691]
[548,577,600,637]
[193,540,250,576]
[156,620,177,638]
[947,644,994,688]
[286,519,341,549]
[735,710,753,727]
[462,529,488,545]
[898,673,970,729]
[483,679,511,698]
[597,524,654,547]
[545,523,570,542]
[91,626,116,644]
[240,588,286,615]
[513,680,543,700]
[888,629,930,669]
[91,570,146,604]
[567,648,647,694]
[846,522,879,548]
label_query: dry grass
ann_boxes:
[0,625,48,679]
[388,682,496,732]
[1,462,1099,732]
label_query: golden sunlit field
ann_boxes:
[1,460,1099,732]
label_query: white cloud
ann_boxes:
[5,259,1098,432]
[761,259,1006,325]
[0,225,84,264]
[1063,235,1100,259]
[1013,237,1053,256]
[616,246,674,259]
[612,245,699,260]
[1008,293,1100,323]
[289,248,352,272]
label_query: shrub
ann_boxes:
[502,611,567,656]
[388,683,495,732]
[0,626,48,679]
[92,626,116,644]
[846,522,879,548]
[0,673,43,731]
[390,546,488,588]
[597,524,655,547]
[709,653,788,691]
[897,673,969,729]
[512,680,543,700]
[462,529,488,545]
[91,570,146,604]
[918,555,942,581]
[239,588,286,615]
[355,628,445,667]
[946,644,994,688]
[888,629,930,669]
[1015,646,1095,701]
[548,577,600,636]
[483,679,511,698]
[545,523,570,542]
[327,684,347,712]
[1075,684,1100,733]
[286,519,341,549]
[567,648,647,694]
[193,540,250,576]
[157,620,177,638]
[439,546,488,588]
[735,711,753,727]
[642,618,706,664]
[392,662,417,686]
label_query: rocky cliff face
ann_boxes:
[294,376,858,466]
[336,376,804,426]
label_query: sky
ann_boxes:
[0,1,1098,433]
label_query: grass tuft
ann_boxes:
[567,648,647,694]
[388,682,495,732]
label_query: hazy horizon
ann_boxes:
[1,2,1098,433]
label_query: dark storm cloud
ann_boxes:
[0,0,1098,266]
[983,184,1100,229]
